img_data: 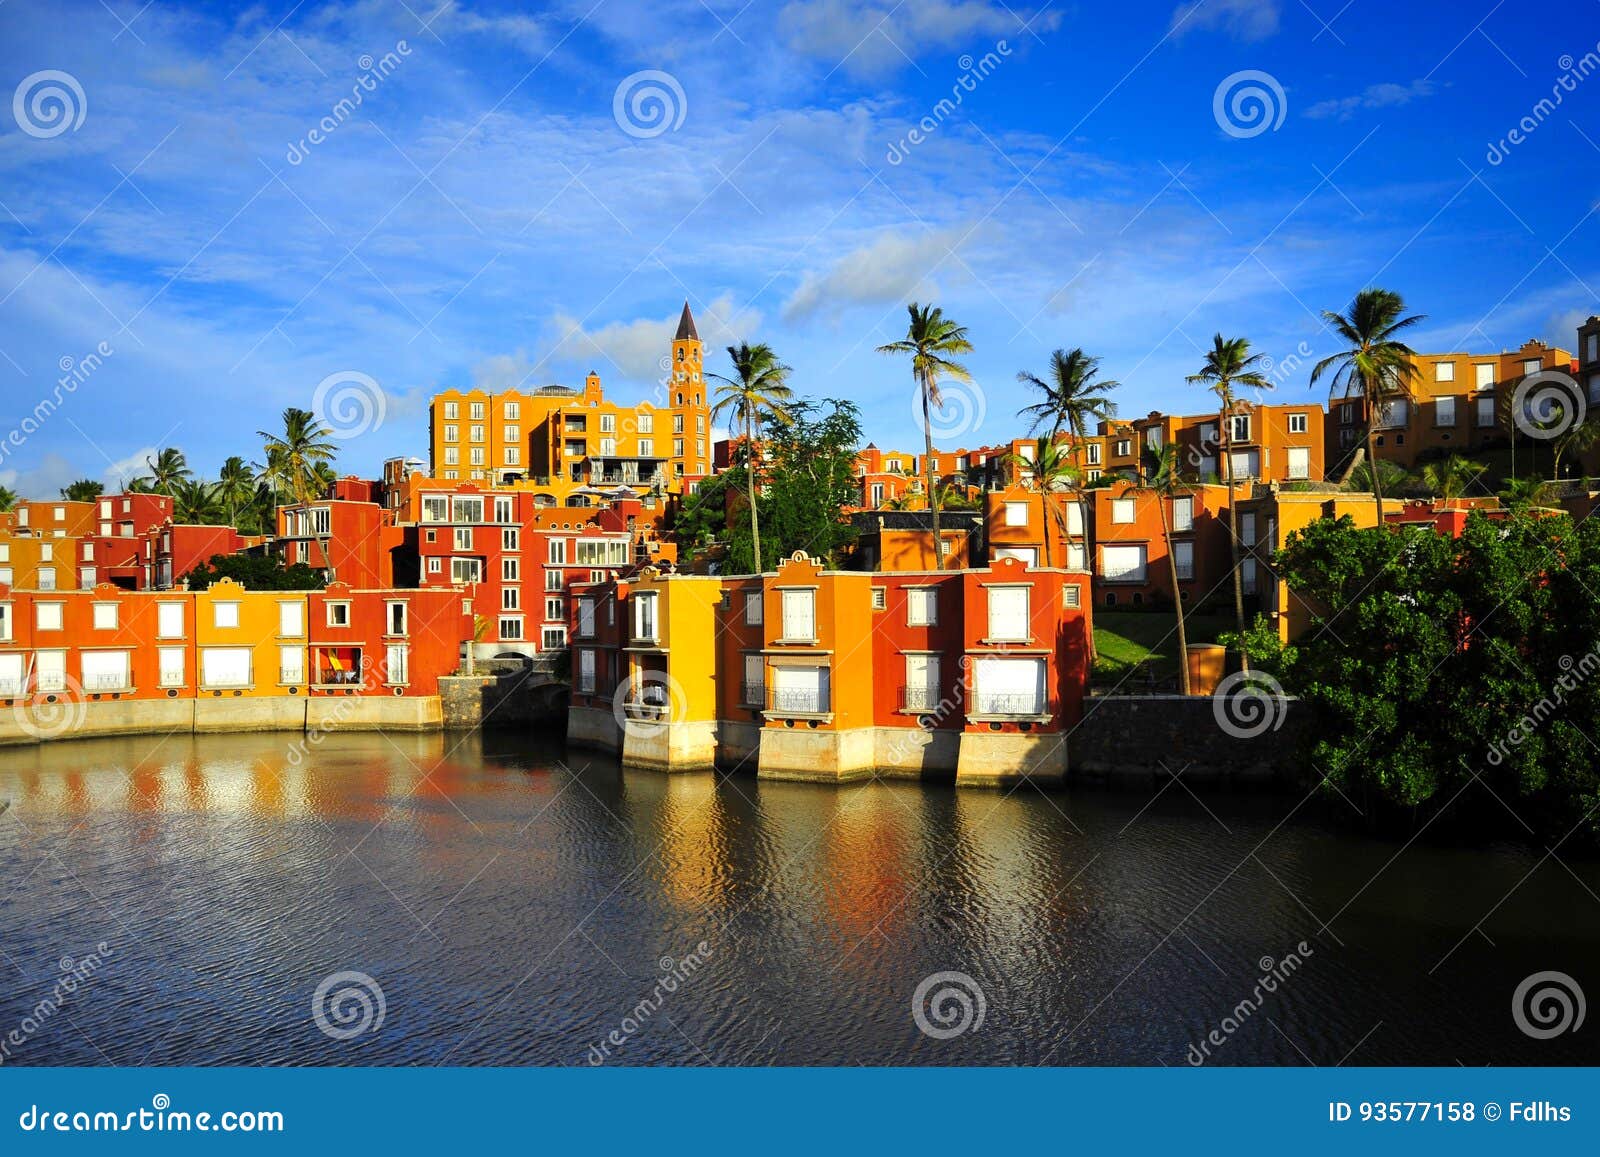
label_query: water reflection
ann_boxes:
[0,731,1595,1067]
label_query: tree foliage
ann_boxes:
[1251,511,1600,839]
[183,553,327,590]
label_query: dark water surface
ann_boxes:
[0,730,1595,1066]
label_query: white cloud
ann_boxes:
[779,0,1058,75]
[784,227,972,321]
[1169,0,1280,41]
[547,294,762,384]
[1304,79,1437,121]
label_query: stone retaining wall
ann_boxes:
[0,695,447,747]
[1068,694,1306,784]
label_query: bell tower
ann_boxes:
[668,301,710,486]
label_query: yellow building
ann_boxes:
[190,579,309,702]
[0,533,78,592]
[427,302,712,496]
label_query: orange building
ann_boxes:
[427,303,712,494]
[1132,400,1323,486]
[1090,480,1233,610]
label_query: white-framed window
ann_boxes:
[385,644,408,685]
[92,602,118,630]
[904,653,941,712]
[1067,504,1084,535]
[1477,395,1496,427]
[545,596,564,621]
[443,424,459,444]
[275,600,302,637]
[494,497,515,524]
[503,527,520,551]
[499,616,524,640]
[0,602,9,642]
[502,557,520,582]
[771,664,828,714]
[1229,414,1251,443]
[993,546,1038,566]
[454,527,473,551]
[427,557,442,575]
[451,558,482,584]
[1435,361,1455,382]
[1435,397,1457,426]
[326,601,351,627]
[443,401,459,420]
[639,412,655,434]
[80,650,130,692]
[576,648,597,694]
[638,438,654,458]
[545,569,563,592]
[470,425,485,443]
[1173,541,1195,581]
[34,650,65,691]
[742,654,764,706]
[1111,498,1135,524]
[213,601,240,629]
[972,656,1045,716]
[503,426,520,446]
[279,644,304,685]
[744,591,763,626]
[541,625,567,650]
[1100,544,1147,583]
[502,588,520,611]
[1523,358,1542,375]
[387,601,407,636]
[1376,399,1409,428]
[200,647,252,689]
[157,602,184,639]
[1288,412,1308,434]
[633,591,659,642]
[422,496,449,523]
[600,413,616,433]
[469,401,484,420]
[1171,497,1193,532]
[1085,443,1101,465]
[1475,363,1495,388]
[158,647,184,688]
[779,589,816,642]
[39,543,53,562]
[549,540,567,565]
[504,401,520,420]
[985,585,1030,641]
[1004,501,1028,527]
[83,542,95,561]
[452,497,483,523]
[1286,447,1311,480]
[906,587,937,627]
[577,597,596,638]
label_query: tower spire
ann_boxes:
[674,300,699,342]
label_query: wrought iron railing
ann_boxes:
[971,692,1050,716]
[900,685,943,713]
[770,688,828,714]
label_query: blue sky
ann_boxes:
[0,0,1595,493]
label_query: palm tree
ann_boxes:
[1341,458,1412,498]
[258,408,336,507]
[170,479,225,524]
[60,479,103,502]
[1311,288,1426,527]
[1148,444,1192,695]
[1017,347,1120,443]
[1499,475,1559,509]
[216,456,256,528]
[0,486,16,512]
[708,342,794,574]
[1418,454,1488,502]
[877,303,974,571]
[1006,436,1082,570]
[1187,334,1273,668]
[139,447,192,496]
[1552,419,1600,482]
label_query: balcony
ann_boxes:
[159,670,185,687]
[900,685,943,713]
[741,682,765,708]
[0,678,24,696]
[971,692,1050,717]
[279,667,305,684]
[37,673,67,692]
[770,687,829,715]
[84,675,130,692]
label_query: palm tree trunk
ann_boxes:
[1076,492,1097,662]
[1040,490,1054,569]
[1160,496,1190,695]
[922,380,943,570]
[748,409,763,574]
[1220,398,1250,674]
[1365,420,1385,529]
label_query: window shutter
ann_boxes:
[987,586,1029,639]
[1100,545,1146,582]
[781,590,815,640]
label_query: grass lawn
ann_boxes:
[1091,609,1232,689]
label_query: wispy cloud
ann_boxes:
[1304,79,1438,121]
[1169,0,1280,40]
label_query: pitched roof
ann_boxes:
[674,301,698,342]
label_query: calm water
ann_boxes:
[0,730,1595,1066]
